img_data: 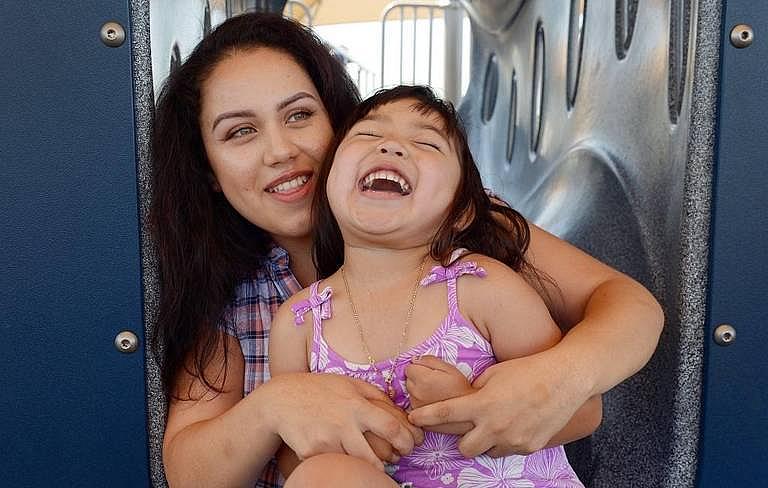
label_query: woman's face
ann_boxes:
[327,98,461,249]
[199,48,333,246]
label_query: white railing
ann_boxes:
[380,0,465,103]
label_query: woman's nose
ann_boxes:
[377,139,408,158]
[263,128,299,166]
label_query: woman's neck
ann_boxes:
[273,235,316,287]
[342,244,431,289]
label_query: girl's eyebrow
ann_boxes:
[211,91,316,131]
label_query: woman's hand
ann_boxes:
[405,355,474,408]
[408,348,586,458]
[263,373,424,470]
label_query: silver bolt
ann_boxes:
[100,21,126,48]
[114,330,139,353]
[730,24,754,48]
[713,324,737,346]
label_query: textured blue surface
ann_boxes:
[0,2,149,486]
[698,1,768,486]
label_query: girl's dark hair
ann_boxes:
[313,85,555,306]
[149,12,360,400]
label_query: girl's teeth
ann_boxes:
[269,175,309,193]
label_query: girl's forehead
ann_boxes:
[360,99,447,128]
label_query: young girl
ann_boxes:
[269,85,595,487]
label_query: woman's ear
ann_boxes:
[208,172,221,192]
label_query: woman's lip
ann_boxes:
[267,175,315,203]
[264,170,314,192]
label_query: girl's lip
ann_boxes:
[357,164,412,190]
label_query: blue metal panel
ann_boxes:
[698,2,768,486]
[0,2,149,487]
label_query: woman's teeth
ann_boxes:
[267,175,310,193]
[361,170,411,195]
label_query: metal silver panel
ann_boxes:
[459,0,714,486]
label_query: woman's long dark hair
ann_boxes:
[313,85,556,307]
[150,12,360,400]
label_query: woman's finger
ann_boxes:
[457,424,495,458]
[360,405,419,456]
[408,393,475,427]
[341,431,385,471]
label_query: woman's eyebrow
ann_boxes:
[211,110,255,131]
[276,91,316,111]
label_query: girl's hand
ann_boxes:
[408,349,587,457]
[264,373,424,470]
[404,355,474,408]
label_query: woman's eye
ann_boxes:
[287,110,313,123]
[229,127,256,139]
[356,132,379,138]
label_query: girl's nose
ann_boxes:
[377,140,408,158]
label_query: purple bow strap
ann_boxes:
[291,286,333,325]
[420,261,487,286]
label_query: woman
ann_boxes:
[150,12,663,488]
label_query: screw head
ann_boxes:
[713,324,737,346]
[730,24,754,48]
[100,21,126,48]
[114,330,139,353]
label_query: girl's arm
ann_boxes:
[163,293,422,487]
[410,224,662,457]
[269,292,423,475]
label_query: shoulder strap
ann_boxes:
[290,282,333,338]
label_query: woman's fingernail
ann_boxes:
[391,454,400,463]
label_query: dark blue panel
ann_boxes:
[698,1,768,486]
[0,2,149,487]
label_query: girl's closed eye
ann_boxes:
[355,131,380,138]
[415,140,443,152]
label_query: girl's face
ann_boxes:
[327,98,461,249]
[199,48,333,245]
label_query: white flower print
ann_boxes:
[423,323,481,365]
[457,454,534,488]
[524,447,583,487]
[441,473,455,485]
[406,432,473,480]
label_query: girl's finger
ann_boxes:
[411,355,455,373]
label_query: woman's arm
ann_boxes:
[163,300,423,487]
[409,224,662,457]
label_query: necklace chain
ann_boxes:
[341,256,428,399]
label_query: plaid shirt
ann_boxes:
[223,245,302,488]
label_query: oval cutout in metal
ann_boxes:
[615,0,638,60]
[668,0,692,124]
[506,71,518,163]
[567,0,587,110]
[531,23,546,155]
[482,54,499,123]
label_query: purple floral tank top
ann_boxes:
[291,254,583,487]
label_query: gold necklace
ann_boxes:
[340,256,428,399]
